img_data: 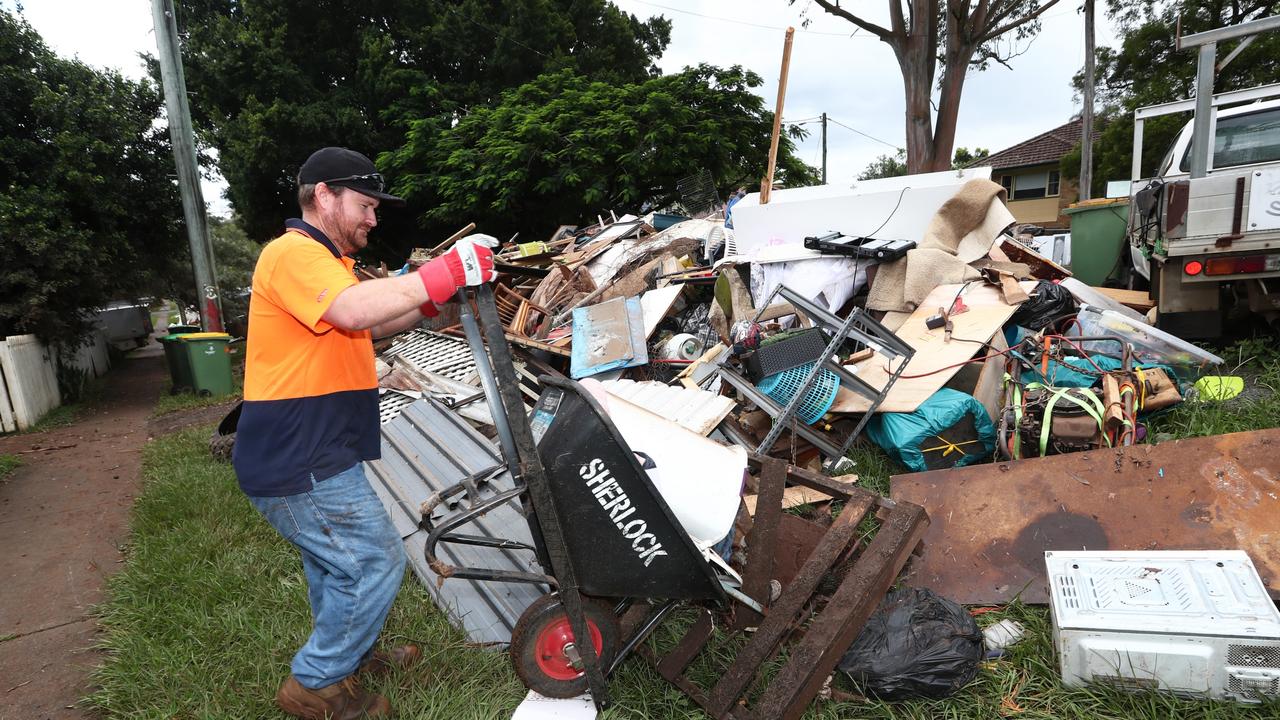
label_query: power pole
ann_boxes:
[151,0,223,332]
[821,112,828,184]
[1079,0,1095,201]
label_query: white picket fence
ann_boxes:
[0,331,111,432]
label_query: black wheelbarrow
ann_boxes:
[422,286,929,718]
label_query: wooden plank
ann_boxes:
[742,486,835,516]
[503,332,571,357]
[737,459,785,627]
[0,339,16,433]
[640,285,684,339]
[1094,286,1155,312]
[705,494,875,718]
[829,282,1031,414]
[753,501,929,720]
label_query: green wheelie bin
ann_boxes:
[1063,198,1131,286]
[160,333,196,393]
[180,332,234,397]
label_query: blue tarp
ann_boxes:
[866,388,996,473]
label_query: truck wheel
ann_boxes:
[209,431,235,462]
[510,594,619,698]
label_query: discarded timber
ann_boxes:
[637,455,929,720]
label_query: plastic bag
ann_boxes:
[1008,279,1076,331]
[838,587,983,700]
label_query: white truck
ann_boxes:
[1127,16,1280,338]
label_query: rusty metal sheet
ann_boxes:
[890,428,1280,605]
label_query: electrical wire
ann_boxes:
[1043,334,1108,374]
[441,4,551,59]
[826,117,901,150]
[856,185,911,239]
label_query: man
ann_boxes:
[232,147,496,719]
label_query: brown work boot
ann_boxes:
[276,675,392,720]
[358,644,422,678]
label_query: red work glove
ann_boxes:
[417,234,498,305]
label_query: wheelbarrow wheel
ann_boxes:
[510,593,619,698]
[209,430,235,463]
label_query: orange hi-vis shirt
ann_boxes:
[232,219,380,496]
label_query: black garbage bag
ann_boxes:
[838,587,983,700]
[1008,279,1077,331]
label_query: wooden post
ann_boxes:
[1079,0,1095,200]
[428,222,478,255]
[760,27,795,205]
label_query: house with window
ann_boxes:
[979,119,1085,229]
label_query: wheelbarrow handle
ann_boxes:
[455,287,521,473]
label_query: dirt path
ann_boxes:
[0,350,168,720]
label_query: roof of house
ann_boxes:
[979,118,1083,171]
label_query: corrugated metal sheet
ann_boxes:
[365,398,547,645]
[601,379,735,436]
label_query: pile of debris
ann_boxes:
[373,171,1227,478]
[355,168,1275,714]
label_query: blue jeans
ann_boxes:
[248,463,406,689]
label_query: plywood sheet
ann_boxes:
[1095,286,1155,312]
[890,429,1280,605]
[640,285,684,339]
[830,282,1031,414]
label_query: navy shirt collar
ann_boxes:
[285,218,342,258]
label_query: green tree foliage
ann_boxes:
[857,150,907,180]
[0,10,186,346]
[383,66,820,239]
[858,146,986,179]
[171,0,672,246]
[952,147,990,169]
[1065,1,1280,196]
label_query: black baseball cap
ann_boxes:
[298,147,405,207]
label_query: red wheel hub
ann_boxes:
[533,615,603,681]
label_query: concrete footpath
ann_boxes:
[0,349,165,719]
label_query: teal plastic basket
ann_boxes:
[756,361,840,425]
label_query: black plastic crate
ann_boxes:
[741,327,830,383]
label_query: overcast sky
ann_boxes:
[11,0,1123,217]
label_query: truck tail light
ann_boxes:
[1183,260,1203,276]
[1203,255,1280,276]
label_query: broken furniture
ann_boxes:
[1048,550,1280,704]
[418,285,929,718]
[830,281,1033,414]
[716,284,915,463]
[890,428,1280,605]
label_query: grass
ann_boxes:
[86,339,1280,719]
[151,350,245,417]
[1147,337,1280,440]
[0,453,20,481]
[151,378,243,417]
[87,426,523,719]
